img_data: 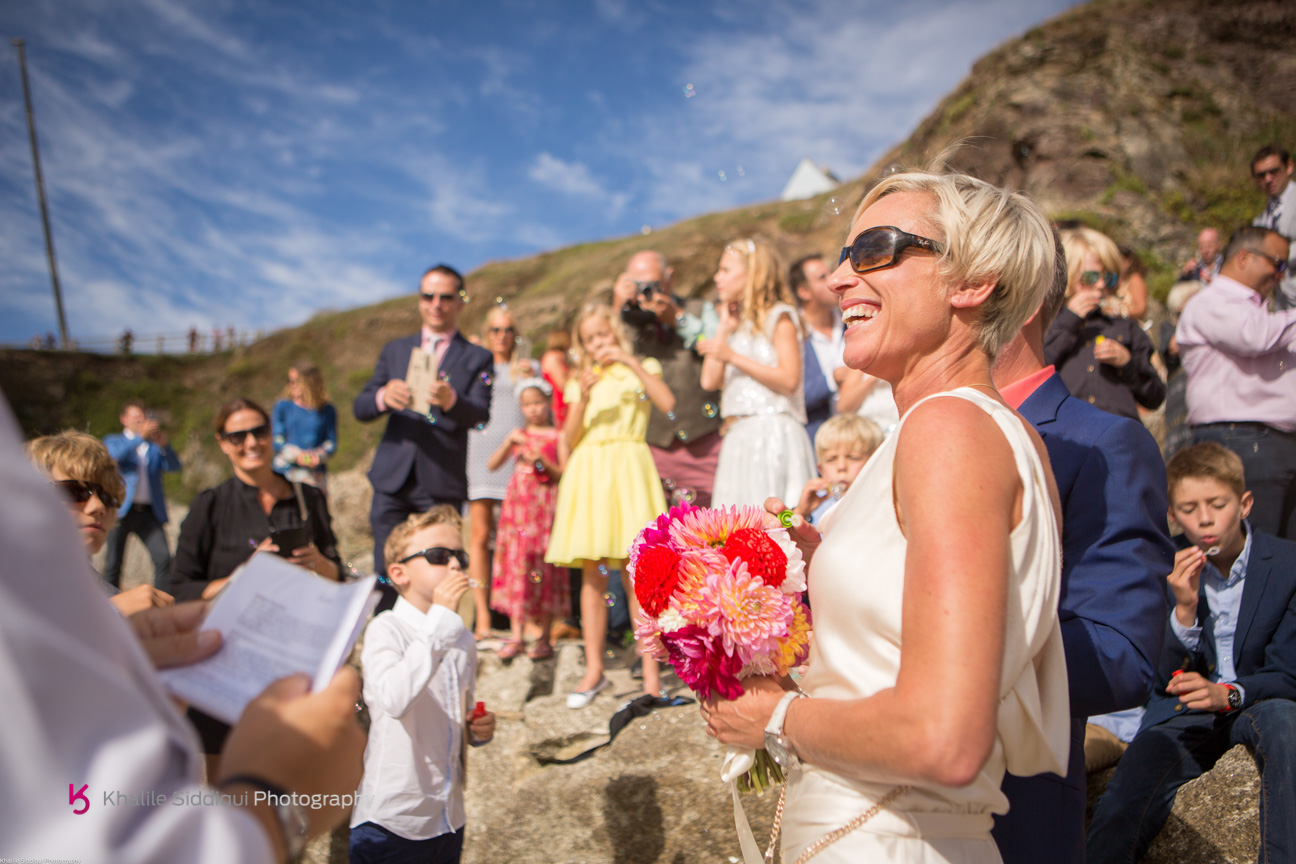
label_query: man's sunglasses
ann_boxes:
[397,546,469,568]
[1079,270,1120,291]
[839,226,944,274]
[57,479,120,510]
[420,292,461,304]
[219,424,271,445]
[1250,249,1289,274]
[488,326,516,335]
[1254,167,1285,180]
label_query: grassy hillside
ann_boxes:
[5,0,1291,502]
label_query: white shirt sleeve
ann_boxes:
[0,395,274,863]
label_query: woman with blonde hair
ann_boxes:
[1043,227,1164,420]
[698,237,816,508]
[702,171,1070,862]
[545,302,674,707]
[272,362,338,492]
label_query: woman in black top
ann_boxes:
[165,397,342,760]
[1044,227,1165,420]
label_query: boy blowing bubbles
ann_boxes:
[350,506,495,864]
[793,414,883,524]
[1164,448,1253,711]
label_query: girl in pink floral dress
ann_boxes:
[488,378,569,660]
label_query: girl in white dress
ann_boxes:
[701,172,1071,863]
[699,238,816,509]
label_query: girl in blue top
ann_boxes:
[273,362,338,493]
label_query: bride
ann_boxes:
[702,170,1071,863]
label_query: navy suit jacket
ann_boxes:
[103,433,181,522]
[802,337,834,444]
[993,372,1174,864]
[1142,530,1296,730]
[353,332,493,500]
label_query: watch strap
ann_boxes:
[765,690,805,738]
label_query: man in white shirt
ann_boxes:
[791,254,845,442]
[0,391,366,863]
[1251,144,1296,309]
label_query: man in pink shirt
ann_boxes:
[1177,226,1296,538]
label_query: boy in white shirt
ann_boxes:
[350,506,496,864]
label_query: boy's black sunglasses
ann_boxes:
[57,479,120,510]
[839,226,944,274]
[397,546,469,569]
[219,424,271,445]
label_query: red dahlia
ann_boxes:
[721,528,788,588]
[633,544,682,616]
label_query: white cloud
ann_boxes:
[529,152,605,199]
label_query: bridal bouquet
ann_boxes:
[628,501,812,794]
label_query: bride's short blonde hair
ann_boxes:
[851,170,1053,359]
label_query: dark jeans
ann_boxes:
[1193,423,1296,540]
[349,823,464,864]
[370,475,461,612]
[1087,699,1296,864]
[102,504,172,589]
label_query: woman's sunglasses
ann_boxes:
[57,479,120,510]
[219,424,271,445]
[397,546,469,568]
[839,226,944,274]
[1079,270,1120,291]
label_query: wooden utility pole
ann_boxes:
[13,38,70,349]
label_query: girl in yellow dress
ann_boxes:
[545,302,674,708]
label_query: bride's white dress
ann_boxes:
[784,388,1070,863]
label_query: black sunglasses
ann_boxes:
[488,326,516,335]
[1254,167,1285,180]
[839,226,944,274]
[420,292,461,304]
[397,546,469,569]
[1079,270,1120,291]
[1250,249,1290,274]
[57,479,120,510]
[219,423,271,445]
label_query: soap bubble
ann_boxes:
[481,371,493,385]
[883,163,904,177]
[641,224,652,235]
[824,196,844,216]
[597,563,609,576]
[603,592,616,607]
[677,430,690,442]
[474,422,486,430]
[702,402,718,418]
[438,370,451,381]
[717,170,727,182]
[529,570,543,584]
[426,413,437,425]
[666,411,677,421]
[636,389,647,401]
[736,165,745,177]
[682,83,696,98]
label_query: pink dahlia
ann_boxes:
[671,547,729,621]
[660,624,744,701]
[701,558,795,658]
[670,504,765,551]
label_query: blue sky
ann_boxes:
[0,0,1078,349]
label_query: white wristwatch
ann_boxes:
[764,689,807,769]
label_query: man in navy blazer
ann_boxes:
[102,399,182,589]
[1088,443,1296,863]
[354,264,492,606]
[791,254,844,443]
[991,239,1173,864]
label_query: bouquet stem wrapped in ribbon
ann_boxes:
[628,502,812,799]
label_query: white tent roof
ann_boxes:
[780,158,839,201]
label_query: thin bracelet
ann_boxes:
[219,773,289,798]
